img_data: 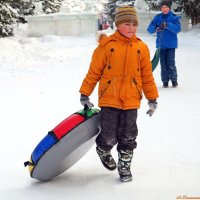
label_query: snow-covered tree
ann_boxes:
[42,0,62,14]
[61,0,105,13]
[180,0,200,25]
[11,0,35,16]
[0,1,18,37]
[145,0,160,10]
[103,0,135,22]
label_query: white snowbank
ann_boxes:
[0,25,200,200]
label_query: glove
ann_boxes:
[146,99,157,117]
[161,22,167,29]
[156,27,162,32]
[80,94,94,109]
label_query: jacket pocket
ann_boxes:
[131,78,142,100]
[99,77,113,99]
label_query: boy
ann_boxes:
[147,0,181,88]
[79,6,159,182]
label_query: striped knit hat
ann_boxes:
[115,6,138,27]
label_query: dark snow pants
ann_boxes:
[160,48,178,83]
[96,107,138,152]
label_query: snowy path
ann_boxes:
[0,30,200,200]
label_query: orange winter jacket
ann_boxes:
[79,31,159,110]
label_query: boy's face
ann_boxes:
[161,5,170,14]
[117,22,138,38]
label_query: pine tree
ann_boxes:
[181,0,200,25]
[103,0,135,29]
[145,0,161,11]
[11,0,35,16]
[42,0,62,14]
[103,0,135,23]
[0,0,18,37]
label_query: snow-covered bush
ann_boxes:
[42,0,62,14]
[0,1,18,37]
[11,0,35,16]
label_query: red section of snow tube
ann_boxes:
[52,114,85,140]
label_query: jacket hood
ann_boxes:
[162,10,181,19]
[98,31,141,47]
[98,33,116,46]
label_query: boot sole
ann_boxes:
[101,161,117,171]
[120,176,132,182]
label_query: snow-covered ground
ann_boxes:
[0,25,200,200]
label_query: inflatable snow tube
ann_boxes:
[24,107,101,181]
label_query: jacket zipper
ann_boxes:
[137,49,141,72]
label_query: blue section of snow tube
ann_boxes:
[32,134,57,164]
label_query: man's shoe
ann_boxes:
[96,147,117,171]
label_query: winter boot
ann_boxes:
[163,82,168,88]
[172,81,178,88]
[118,149,133,182]
[96,146,117,171]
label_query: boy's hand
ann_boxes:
[80,94,94,109]
[156,26,163,32]
[156,27,162,32]
[146,99,157,117]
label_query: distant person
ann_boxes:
[79,6,159,182]
[147,0,181,88]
